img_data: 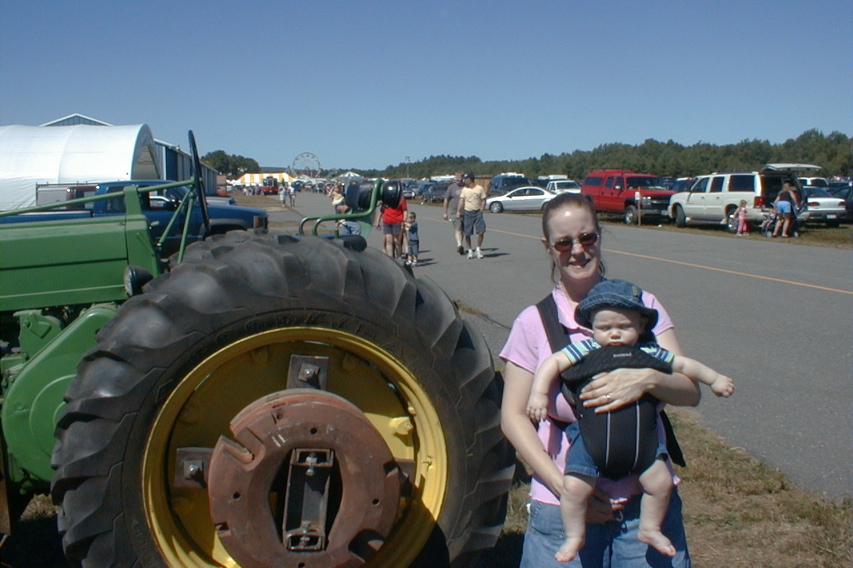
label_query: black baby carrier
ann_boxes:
[536,295,685,480]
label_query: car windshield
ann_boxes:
[804,187,831,198]
[557,181,580,189]
[161,186,191,199]
[626,177,665,189]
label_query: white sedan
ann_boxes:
[486,186,557,213]
[800,187,848,227]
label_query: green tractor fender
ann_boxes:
[2,304,118,487]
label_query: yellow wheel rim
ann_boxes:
[142,326,447,567]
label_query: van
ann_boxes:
[668,164,819,231]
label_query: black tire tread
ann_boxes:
[52,233,512,568]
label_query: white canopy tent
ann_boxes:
[0,123,159,210]
[231,171,293,186]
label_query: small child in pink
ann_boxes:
[734,199,749,236]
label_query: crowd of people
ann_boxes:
[311,172,491,266]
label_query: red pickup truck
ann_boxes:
[581,169,675,224]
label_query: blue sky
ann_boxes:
[2,0,850,171]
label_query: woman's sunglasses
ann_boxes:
[551,232,599,252]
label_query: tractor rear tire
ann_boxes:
[52,233,512,568]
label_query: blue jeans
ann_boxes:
[521,490,692,568]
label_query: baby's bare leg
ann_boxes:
[557,473,596,562]
[637,459,676,557]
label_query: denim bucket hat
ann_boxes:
[576,279,659,329]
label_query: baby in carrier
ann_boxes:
[527,279,734,562]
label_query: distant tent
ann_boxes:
[0,123,159,210]
[232,171,293,186]
[333,171,363,184]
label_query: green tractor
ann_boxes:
[0,133,513,567]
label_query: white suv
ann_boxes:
[668,163,820,232]
[799,176,829,188]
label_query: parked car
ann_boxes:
[799,186,848,227]
[486,186,557,213]
[2,181,268,257]
[151,185,238,207]
[799,176,829,189]
[390,178,417,199]
[581,170,673,224]
[210,194,237,206]
[828,182,853,219]
[419,182,450,203]
[668,164,820,232]
[828,180,852,195]
[670,177,697,193]
[488,173,530,196]
[415,179,435,196]
[546,180,581,194]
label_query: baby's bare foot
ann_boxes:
[638,529,676,557]
[555,536,584,563]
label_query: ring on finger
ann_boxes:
[605,393,612,401]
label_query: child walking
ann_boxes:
[403,211,419,266]
[526,279,734,562]
[734,199,749,236]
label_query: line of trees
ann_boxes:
[201,150,260,178]
[202,129,851,182]
[371,129,851,181]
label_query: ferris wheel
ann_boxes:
[291,152,322,179]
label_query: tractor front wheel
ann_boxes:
[52,233,512,568]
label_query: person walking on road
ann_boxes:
[403,211,419,266]
[443,171,465,255]
[381,193,408,258]
[456,173,487,259]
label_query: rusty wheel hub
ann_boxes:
[207,389,402,568]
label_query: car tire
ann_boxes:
[624,205,638,225]
[489,202,503,213]
[52,233,513,568]
[724,208,739,233]
[674,205,686,227]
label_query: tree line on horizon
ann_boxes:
[204,129,851,182]
[373,128,851,181]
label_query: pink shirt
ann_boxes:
[499,284,678,505]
